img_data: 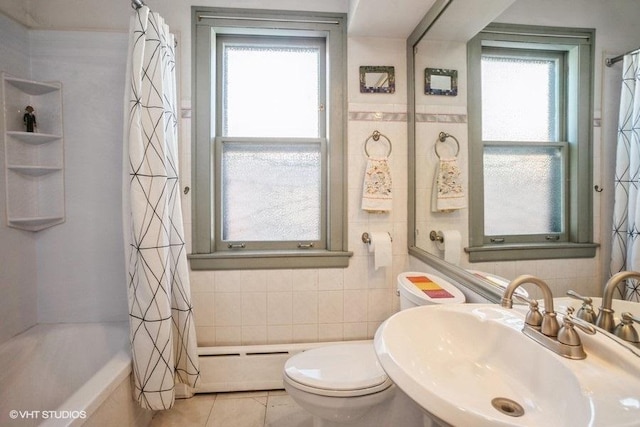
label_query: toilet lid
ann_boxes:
[284,343,390,394]
[397,272,466,305]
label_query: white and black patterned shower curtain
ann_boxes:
[123,6,200,410]
[611,52,640,302]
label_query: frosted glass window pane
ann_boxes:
[223,45,320,138]
[222,142,321,241]
[482,55,557,141]
[484,146,563,235]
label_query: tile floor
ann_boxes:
[149,390,312,427]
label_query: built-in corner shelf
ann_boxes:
[2,72,65,231]
[6,131,62,144]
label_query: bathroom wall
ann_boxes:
[2,0,640,347]
[29,30,130,323]
[190,36,411,345]
[0,13,38,345]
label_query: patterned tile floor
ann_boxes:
[149,391,312,427]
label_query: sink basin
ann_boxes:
[374,304,640,427]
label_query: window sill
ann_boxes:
[188,250,353,270]
[465,242,599,263]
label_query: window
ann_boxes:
[190,8,350,269]
[467,24,597,261]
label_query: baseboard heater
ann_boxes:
[192,340,370,393]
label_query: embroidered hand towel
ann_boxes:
[431,156,465,212]
[362,157,392,213]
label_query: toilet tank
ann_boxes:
[397,272,466,310]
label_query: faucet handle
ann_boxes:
[566,290,597,324]
[566,290,592,304]
[613,312,640,347]
[513,294,543,327]
[558,308,596,346]
[564,308,596,335]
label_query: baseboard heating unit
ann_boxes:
[193,340,370,393]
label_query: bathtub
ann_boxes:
[0,322,153,427]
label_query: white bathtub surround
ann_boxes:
[611,52,640,302]
[0,322,152,427]
[123,6,200,410]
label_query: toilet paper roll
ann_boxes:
[368,231,392,270]
[435,230,461,266]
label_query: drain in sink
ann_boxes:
[491,397,525,417]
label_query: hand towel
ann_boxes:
[361,157,392,213]
[431,156,465,212]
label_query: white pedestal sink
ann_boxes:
[374,304,640,427]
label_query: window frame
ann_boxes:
[190,7,351,270]
[467,23,598,262]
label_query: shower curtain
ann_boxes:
[611,51,640,302]
[123,6,200,410]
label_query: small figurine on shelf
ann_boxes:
[23,106,37,132]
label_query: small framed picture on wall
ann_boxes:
[425,68,457,96]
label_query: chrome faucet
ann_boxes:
[502,275,595,359]
[502,274,560,337]
[595,271,640,333]
[567,271,640,347]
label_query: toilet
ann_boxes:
[283,272,466,427]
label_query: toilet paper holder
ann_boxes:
[362,232,392,244]
[429,230,444,243]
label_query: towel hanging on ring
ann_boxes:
[431,132,466,212]
[362,131,393,213]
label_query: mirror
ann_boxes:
[409,0,629,301]
[407,0,512,303]
[360,66,395,93]
[425,68,458,96]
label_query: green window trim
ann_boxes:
[190,7,351,270]
[467,23,598,262]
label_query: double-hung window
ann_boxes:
[190,8,350,269]
[467,24,598,261]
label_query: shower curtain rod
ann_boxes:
[606,46,640,67]
[131,0,145,10]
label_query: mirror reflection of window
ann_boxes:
[430,75,451,91]
[365,72,389,88]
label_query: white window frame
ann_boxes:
[467,23,598,262]
[190,7,351,270]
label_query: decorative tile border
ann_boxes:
[183,109,602,128]
[348,111,469,123]
[348,111,407,122]
[415,113,467,123]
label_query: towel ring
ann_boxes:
[364,130,392,157]
[434,132,460,159]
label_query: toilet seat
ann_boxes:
[283,343,392,398]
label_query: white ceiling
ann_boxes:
[348,0,438,38]
[347,0,516,40]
